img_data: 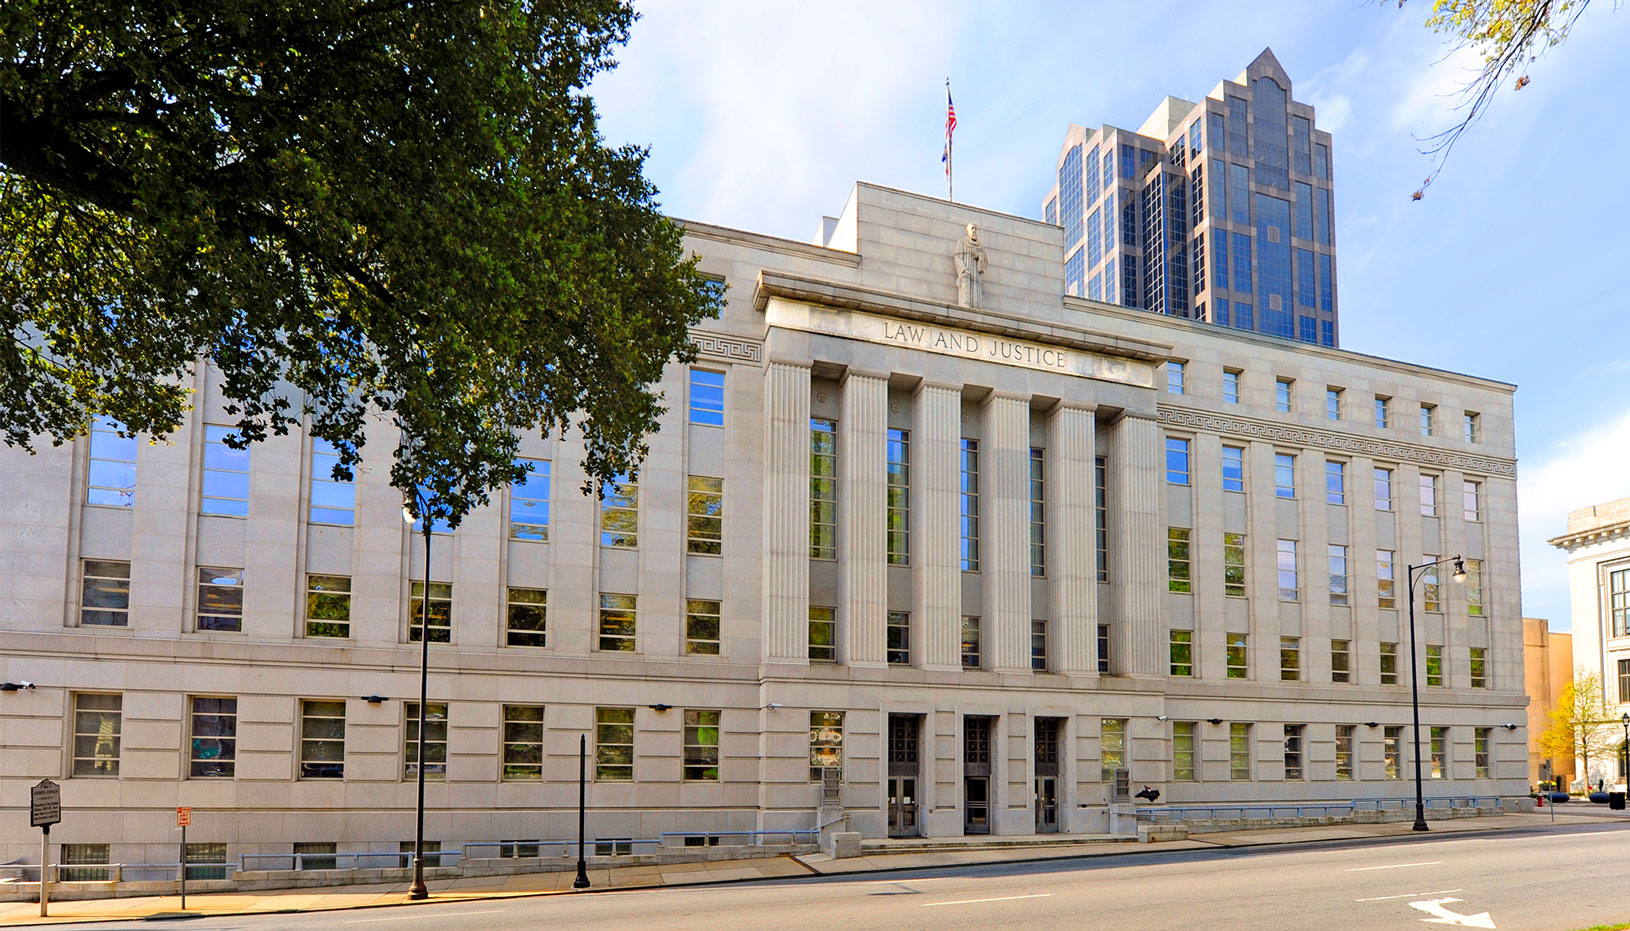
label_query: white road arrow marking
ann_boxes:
[1409,897,1495,928]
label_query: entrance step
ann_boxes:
[861,833,1132,853]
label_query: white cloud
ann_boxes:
[1518,411,1630,628]
[1387,44,1485,135]
[592,0,953,237]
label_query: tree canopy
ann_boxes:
[1,0,721,524]
[1405,0,1601,197]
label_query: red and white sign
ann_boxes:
[176,806,191,827]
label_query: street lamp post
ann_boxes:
[1405,554,1467,832]
[1620,713,1628,790]
[403,500,433,901]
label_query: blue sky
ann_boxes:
[591,1,1630,631]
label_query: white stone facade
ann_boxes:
[0,182,1526,868]
[1549,498,1630,786]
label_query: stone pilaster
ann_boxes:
[982,393,1032,672]
[1046,403,1098,675]
[841,371,889,668]
[914,383,963,670]
[1108,413,1164,677]
[763,362,811,663]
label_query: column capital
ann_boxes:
[1116,410,1160,426]
[914,379,963,396]
[1051,400,1098,416]
[981,389,1030,410]
[840,367,891,384]
[765,356,814,372]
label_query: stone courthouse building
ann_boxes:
[0,181,1526,870]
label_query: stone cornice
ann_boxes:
[677,219,862,266]
[1157,405,1517,477]
[1549,521,1630,554]
[753,270,1172,364]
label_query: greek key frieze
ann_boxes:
[691,332,763,363]
[1157,407,1516,477]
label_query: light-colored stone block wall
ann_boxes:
[0,181,1525,865]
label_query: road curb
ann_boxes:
[2,818,1621,928]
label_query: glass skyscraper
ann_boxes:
[1044,49,1339,347]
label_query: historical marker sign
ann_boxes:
[30,779,61,828]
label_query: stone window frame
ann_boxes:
[509,458,551,542]
[80,559,131,627]
[684,598,720,656]
[403,702,448,781]
[305,574,351,639]
[506,587,547,648]
[71,692,123,777]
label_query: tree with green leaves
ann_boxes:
[1,0,721,525]
[1538,669,1619,790]
[1404,0,1608,197]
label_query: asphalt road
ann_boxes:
[43,822,1630,930]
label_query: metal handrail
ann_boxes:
[238,851,458,872]
[1138,795,1507,822]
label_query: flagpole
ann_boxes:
[945,78,953,203]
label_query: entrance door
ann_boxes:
[887,714,920,838]
[1034,717,1061,834]
[964,716,993,834]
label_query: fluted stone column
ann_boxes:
[914,383,963,670]
[840,371,888,668]
[1108,413,1164,677]
[1046,403,1098,675]
[982,393,1033,672]
[763,362,812,663]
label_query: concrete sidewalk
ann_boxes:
[2,809,1622,927]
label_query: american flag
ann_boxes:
[942,82,957,176]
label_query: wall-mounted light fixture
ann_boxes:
[762,702,783,711]
[1502,723,1519,731]
[361,695,387,704]
[649,704,672,712]
[1365,722,1380,729]
[0,682,36,691]
[1155,715,1170,723]
[1207,718,1223,726]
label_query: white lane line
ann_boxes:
[348,910,504,923]
[920,893,1052,908]
[1354,888,1462,902]
[1344,860,1443,871]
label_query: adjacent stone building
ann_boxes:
[1549,497,1630,785]
[0,181,1525,872]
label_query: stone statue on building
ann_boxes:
[953,222,988,308]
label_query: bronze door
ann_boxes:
[1035,717,1061,833]
[964,716,993,834]
[887,714,920,837]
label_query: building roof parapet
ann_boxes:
[678,218,861,266]
[1549,514,1630,554]
[1065,295,1517,394]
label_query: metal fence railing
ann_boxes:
[1138,795,1507,822]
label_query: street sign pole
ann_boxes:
[30,779,61,919]
[176,807,192,909]
[39,825,49,918]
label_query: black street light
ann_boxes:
[1406,554,1467,832]
[574,733,591,889]
[1620,713,1628,788]
[402,499,434,901]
